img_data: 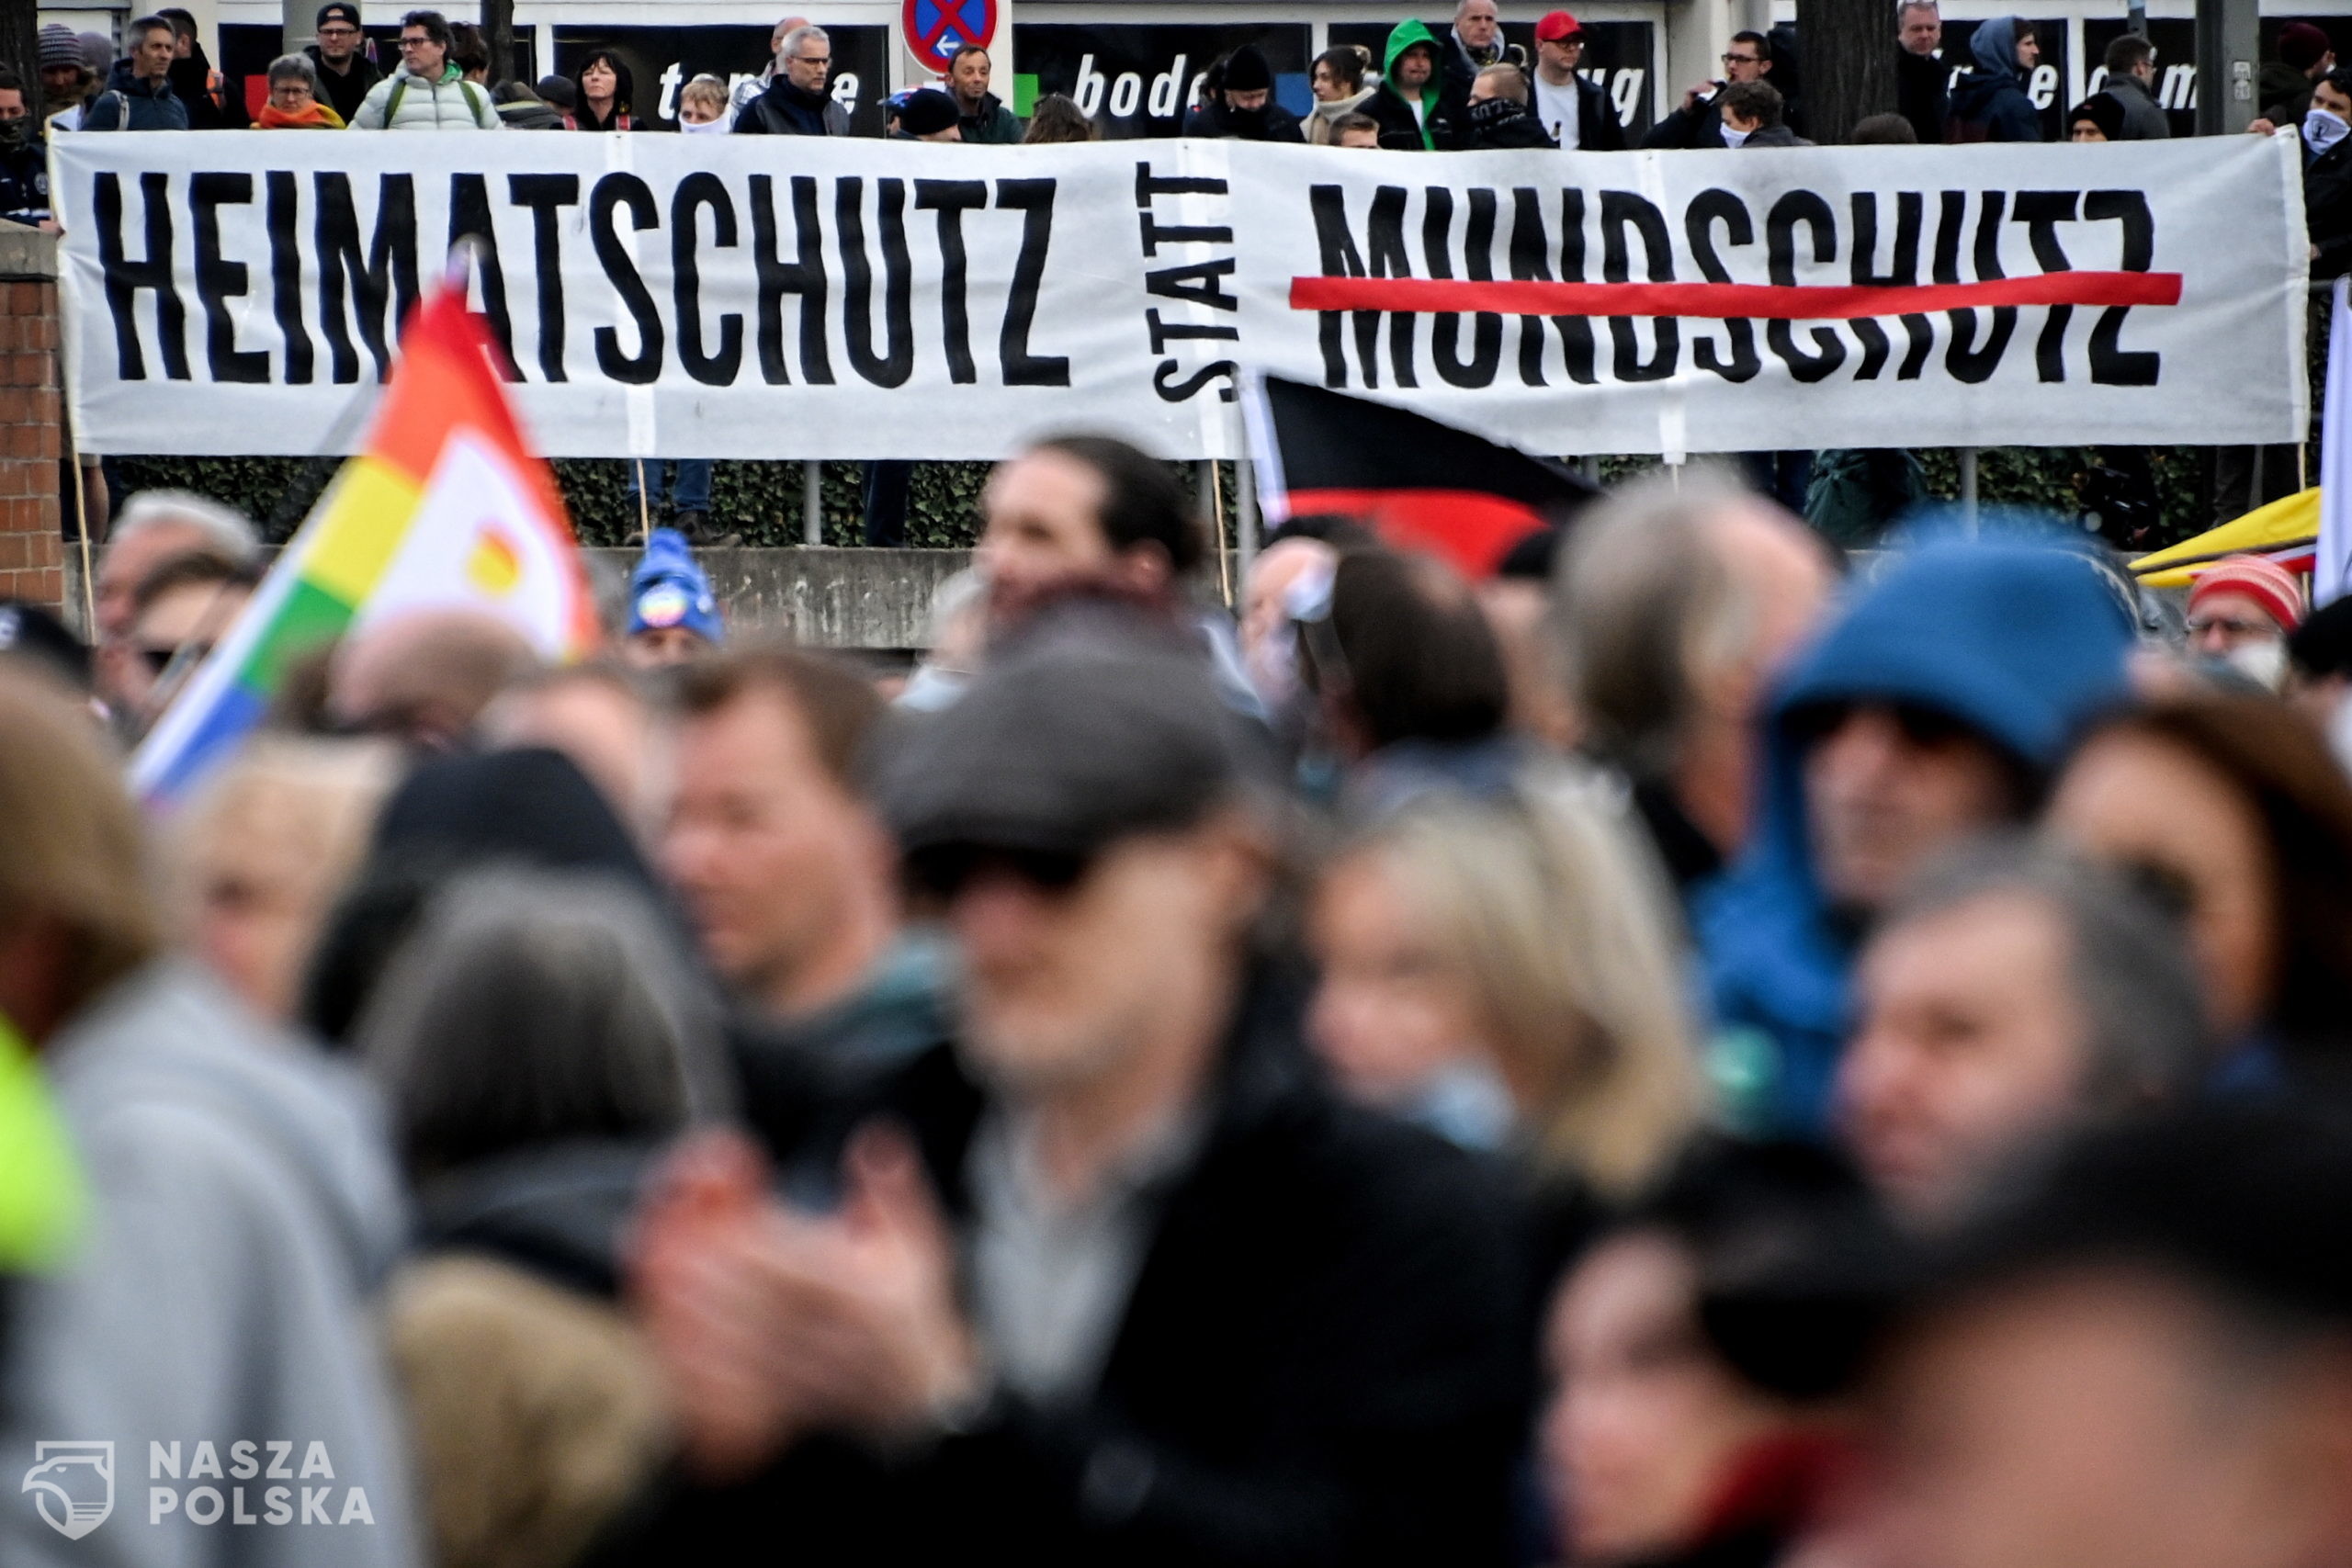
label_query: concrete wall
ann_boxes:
[590,545,974,651]
[0,231,63,617]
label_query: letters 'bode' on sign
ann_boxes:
[905,0,996,75]
[48,132,2311,461]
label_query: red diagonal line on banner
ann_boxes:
[1285,273,2184,320]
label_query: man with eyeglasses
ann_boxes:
[2095,31,2170,139]
[350,8,500,129]
[1698,538,2133,1138]
[2183,553,2303,691]
[735,21,847,135]
[623,615,1529,1567]
[302,2,381,124]
[1641,28,1770,148]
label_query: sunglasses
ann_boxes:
[903,843,1094,902]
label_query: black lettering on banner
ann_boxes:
[265,172,312,385]
[2013,190,2078,382]
[1504,188,1549,388]
[1600,192,1675,382]
[1145,258,1240,312]
[1851,192,1929,379]
[591,173,664,385]
[838,176,913,389]
[1552,189,1598,385]
[190,172,266,385]
[1426,187,1500,389]
[1766,191,1844,383]
[1366,186,1417,389]
[1155,359,1238,400]
[508,174,578,383]
[1947,190,2016,384]
[1308,184,1372,388]
[94,171,188,381]
[749,174,832,386]
[997,179,1071,387]
[313,172,417,384]
[915,179,987,385]
[673,173,744,387]
[1684,187,1758,383]
[2085,189,2159,386]
[447,173,518,381]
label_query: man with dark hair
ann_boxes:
[1644,28,1769,147]
[2097,32,2168,138]
[351,8,500,128]
[662,640,949,1156]
[978,434,1203,615]
[947,43,1021,143]
[1721,78,1808,144]
[1839,840,2207,1224]
[0,69,49,230]
[1866,1107,2352,1568]
[83,17,188,130]
[304,2,381,122]
[626,619,1530,1568]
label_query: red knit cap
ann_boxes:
[2188,553,2304,633]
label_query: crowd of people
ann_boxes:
[6,423,2352,1568]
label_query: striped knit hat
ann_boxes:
[2189,553,2304,634]
[37,24,81,71]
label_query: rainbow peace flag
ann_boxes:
[131,285,599,807]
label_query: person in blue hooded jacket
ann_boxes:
[1695,537,2133,1138]
[1947,16,2045,141]
[623,528,725,670]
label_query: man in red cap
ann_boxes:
[1530,11,1623,149]
[2187,554,2305,690]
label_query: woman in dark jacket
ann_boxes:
[565,49,636,130]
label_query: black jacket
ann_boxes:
[1182,96,1306,141]
[1364,80,1461,150]
[734,75,850,135]
[1440,28,1527,104]
[304,46,383,123]
[1457,96,1557,150]
[1895,48,1947,143]
[2308,135,2352,281]
[606,973,1533,1568]
[1642,86,1730,148]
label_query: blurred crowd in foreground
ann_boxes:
[5,440,2352,1568]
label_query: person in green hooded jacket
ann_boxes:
[1363,19,1461,149]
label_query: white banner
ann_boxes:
[51,130,2309,458]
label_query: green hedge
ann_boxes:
[105,446,2224,553]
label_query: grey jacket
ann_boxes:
[2101,72,2171,139]
[0,964,419,1568]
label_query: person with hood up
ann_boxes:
[624,527,726,669]
[1695,537,2134,1137]
[0,667,421,1568]
[1459,63,1556,148]
[1947,16,2044,142]
[82,16,187,131]
[1182,45,1306,141]
[1306,44,1375,144]
[1365,19,1458,151]
[734,22,847,135]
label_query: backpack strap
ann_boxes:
[91,90,126,130]
[459,79,488,124]
[381,76,407,123]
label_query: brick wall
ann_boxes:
[0,233,61,618]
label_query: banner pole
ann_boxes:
[1211,462,1232,609]
[1236,458,1259,584]
[1959,446,1980,536]
[634,459,651,545]
[803,461,823,546]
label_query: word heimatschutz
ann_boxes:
[51,133,2310,460]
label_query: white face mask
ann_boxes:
[2226,637,2290,692]
[680,114,729,135]
[2306,105,2349,155]
[1721,123,1752,148]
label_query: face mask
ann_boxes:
[2226,637,2290,692]
[1722,123,1752,148]
[680,115,728,135]
[2307,106,2349,155]
[1466,96,1521,128]
[0,118,25,150]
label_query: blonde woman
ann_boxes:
[173,736,396,1024]
[1309,770,1705,1208]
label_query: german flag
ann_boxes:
[1243,377,1600,579]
